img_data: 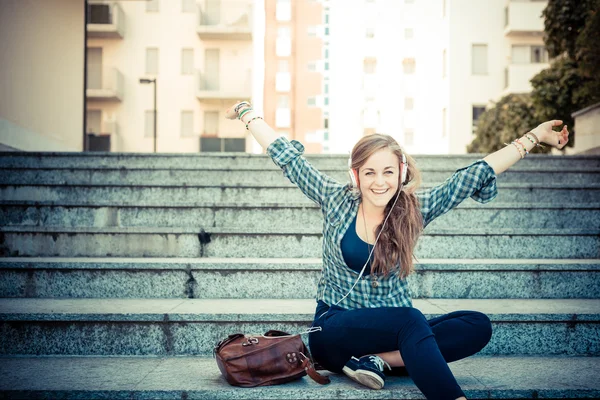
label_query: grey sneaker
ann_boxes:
[342,355,391,390]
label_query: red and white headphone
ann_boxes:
[348,153,408,189]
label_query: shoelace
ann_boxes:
[369,355,391,372]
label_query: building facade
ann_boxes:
[86,0,256,153]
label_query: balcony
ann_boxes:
[504,0,546,37]
[86,67,124,101]
[197,0,252,40]
[502,63,549,95]
[196,69,251,103]
[87,2,125,39]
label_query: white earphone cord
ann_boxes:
[316,184,403,320]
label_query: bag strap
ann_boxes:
[300,354,330,385]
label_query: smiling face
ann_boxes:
[358,148,401,212]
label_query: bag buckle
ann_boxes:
[241,337,259,346]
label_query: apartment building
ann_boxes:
[86,0,255,152]
[263,0,326,154]
[325,0,548,155]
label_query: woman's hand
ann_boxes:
[225,101,251,120]
[530,120,570,150]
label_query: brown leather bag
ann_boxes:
[214,330,330,387]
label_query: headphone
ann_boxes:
[348,152,408,189]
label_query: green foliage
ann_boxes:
[542,0,594,59]
[576,0,600,78]
[467,94,547,154]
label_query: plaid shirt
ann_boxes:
[267,137,498,310]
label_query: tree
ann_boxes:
[542,0,595,60]
[467,94,547,154]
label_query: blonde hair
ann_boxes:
[350,134,424,278]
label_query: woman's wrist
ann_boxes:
[240,110,256,124]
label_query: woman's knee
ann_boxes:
[471,311,493,348]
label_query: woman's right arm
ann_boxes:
[225,103,345,208]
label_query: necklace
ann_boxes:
[361,204,379,288]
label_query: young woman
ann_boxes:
[226,101,569,400]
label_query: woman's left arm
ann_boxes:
[483,120,570,175]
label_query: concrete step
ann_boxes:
[2,201,599,230]
[2,167,600,186]
[1,226,598,258]
[1,257,599,299]
[2,183,600,205]
[0,298,598,356]
[2,151,599,170]
[0,355,598,399]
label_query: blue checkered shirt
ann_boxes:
[267,137,498,310]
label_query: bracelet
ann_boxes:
[245,116,263,130]
[515,138,529,156]
[234,102,251,115]
[504,141,525,159]
[238,108,253,120]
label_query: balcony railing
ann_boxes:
[87,2,125,39]
[197,0,252,40]
[504,0,546,37]
[196,69,251,103]
[86,67,124,101]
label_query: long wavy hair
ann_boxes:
[350,134,424,279]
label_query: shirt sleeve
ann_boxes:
[416,159,498,228]
[266,136,346,208]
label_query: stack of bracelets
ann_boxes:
[234,102,263,130]
[503,132,546,159]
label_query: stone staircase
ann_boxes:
[0,151,599,399]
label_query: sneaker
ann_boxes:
[342,355,391,390]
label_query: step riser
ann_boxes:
[3,185,600,204]
[0,320,597,356]
[3,169,599,186]
[2,154,599,170]
[1,232,598,258]
[2,205,599,230]
[1,269,598,299]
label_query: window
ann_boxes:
[144,111,155,138]
[276,0,291,21]
[512,45,549,64]
[146,0,159,12]
[182,0,195,13]
[276,27,292,56]
[404,97,414,110]
[442,0,446,17]
[366,28,375,39]
[363,59,376,74]
[308,26,318,37]
[278,95,290,108]
[181,49,194,75]
[324,118,329,129]
[307,97,316,106]
[472,106,486,133]
[324,83,329,94]
[308,62,317,71]
[472,44,488,75]
[405,129,414,145]
[404,28,414,39]
[146,48,159,75]
[200,138,246,153]
[181,111,194,137]
[403,58,416,74]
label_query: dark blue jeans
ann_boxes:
[308,301,493,400]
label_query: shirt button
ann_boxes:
[372,281,379,288]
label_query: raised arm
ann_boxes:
[225,102,278,149]
[225,102,345,208]
[483,120,570,175]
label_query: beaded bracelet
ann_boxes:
[504,141,525,159]
[245,116,263,130]
[234,102,251,114]
[515,138,529,156]
[525,132,546,149]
